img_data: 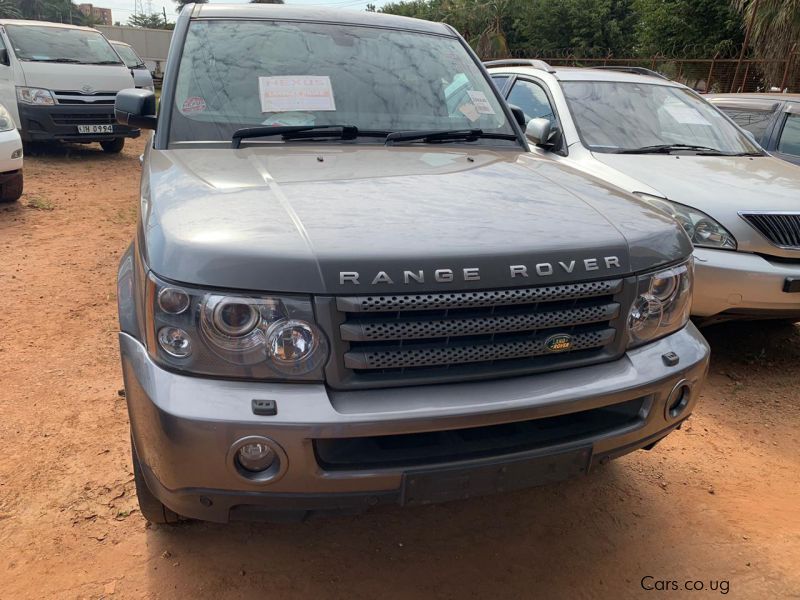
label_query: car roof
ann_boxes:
[707,93,800,104]
[486,64,684,87]
[0,19,100,33]
[192,4,453,36]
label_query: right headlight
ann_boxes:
[146,273,329,380]
[0,104,15,132]
[634,193,737,250]
[628,259,693,347]
[16,87,56,106]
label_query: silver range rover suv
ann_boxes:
[114,4,709,523]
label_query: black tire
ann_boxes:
[100,138,125,153]
[0,171,23,203]
[131,435,181,524]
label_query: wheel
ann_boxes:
[0,171,22,203]
[131,435,181,524]
[100,138,125,153]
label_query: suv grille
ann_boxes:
[321,278,631,389]
[742,213,800,249]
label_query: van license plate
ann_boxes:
[77,124,113,134]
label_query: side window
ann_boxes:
[777,113,800,156]
[490,75,510,93]
[719,107,773,141]
[0,32,8,66]
[507,79,555,125]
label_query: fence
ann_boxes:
[509,50,800,94]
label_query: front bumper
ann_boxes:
[0,128,23,173]
[121,324,709,522]
[692,248,800,319]
[18,103,139,143]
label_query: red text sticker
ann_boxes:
[182,96,206,113]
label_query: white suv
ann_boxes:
[0,102,22,202]
[487,60,800,323]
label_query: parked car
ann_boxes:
[109,40,155,92]
[0,19,139,152]
[0,102,22,201]
[707,93,800,166]
[486,60,800,323]
[114,5,709,524]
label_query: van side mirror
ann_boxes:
[115,88,157,130]
[0,49,9,67]
[525,117,552,146]
[509,104,526,129]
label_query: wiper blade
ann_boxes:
[87,60,124,65]
[385,129,518,145]
[231,125,359,148]
[615,144,730,155]
[26,57,82,63]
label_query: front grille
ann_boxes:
[322,278,631,389]
[51,113,114,126]
[742,212,800,249]
[53,91,117,105]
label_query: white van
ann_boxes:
[109,40,154,92]
[0,20,139,153]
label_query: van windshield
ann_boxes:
[169,20,516,145]
[5,25,122,65]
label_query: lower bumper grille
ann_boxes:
[742,212,800,249]
[321,277,632,389]
[51,113,115,126]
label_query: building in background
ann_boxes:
[78,4,113,26]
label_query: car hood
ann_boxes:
[592,153,800,253]
[18,61,134,92]
[141,145,690,294]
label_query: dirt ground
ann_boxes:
[0,136,798,599]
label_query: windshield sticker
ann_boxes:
[663,104,711,126]
[181,96,206,114]
[262,112,317,127]
[259,76,336,113]
[459,103,481,122]
[466,90,496,115]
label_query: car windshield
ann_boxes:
[169,20,516,145]
[112,43,144,68]
[5,25,122,65]
[561,81,760,154]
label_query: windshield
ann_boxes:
[169,20,516,145]
[561,81,760,154]
[112,43,144,68]
[5,25,122,65]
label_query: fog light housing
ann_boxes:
[237,443,276,472]
[11,148,22,159]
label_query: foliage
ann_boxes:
[732,0,800,86]
[128,12,174,30]
[173,0,207,12]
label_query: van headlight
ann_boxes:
[627,259,693,347]
[146,273,328,380]
[635,193,737,250]
[16,87,56,106]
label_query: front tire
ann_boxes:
[100,138,125,153]
[131,435,181,524]
[0,171,23,202]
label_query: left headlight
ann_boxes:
[146,273,329,380]
[0,104,15,132]
[627,259,693,348]
[635,193,737,250]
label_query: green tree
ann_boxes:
[128,12,174,29]
[0,0,21,18]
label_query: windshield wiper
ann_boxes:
[614,144,732,155]
[87,60,124,65]
[385,129,518,145]
[232,125,362,148]
[25,57,82,63]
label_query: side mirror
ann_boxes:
[509,104,526,129]
[0,49,9,67]
[115,88,157,130]
[525,117,552,146]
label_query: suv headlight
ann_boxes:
[635,193,737,250]
[628,259,693,347]
[16,87,56,106]
[146,273,329,380]
[0,104,15,131]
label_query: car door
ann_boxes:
[771,104,800,166]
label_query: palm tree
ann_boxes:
[731,0,800,85]
[0,0,21,18]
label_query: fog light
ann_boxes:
[157,326,192,357]
[237,443,276,472]
[11,148,22,159]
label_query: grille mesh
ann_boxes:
[742,213,800,249]
[337,279,623,313]
[340,303,619,341]
[344,329,615,370]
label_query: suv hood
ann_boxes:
[142,146,690,294]
[18,61,134,92]
[592,153,800,254]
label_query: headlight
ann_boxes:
[627,259,693,347]
[0,104,15,131]
[16,87,56,106]
[635,193,737,250]
[147,273,329,380]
